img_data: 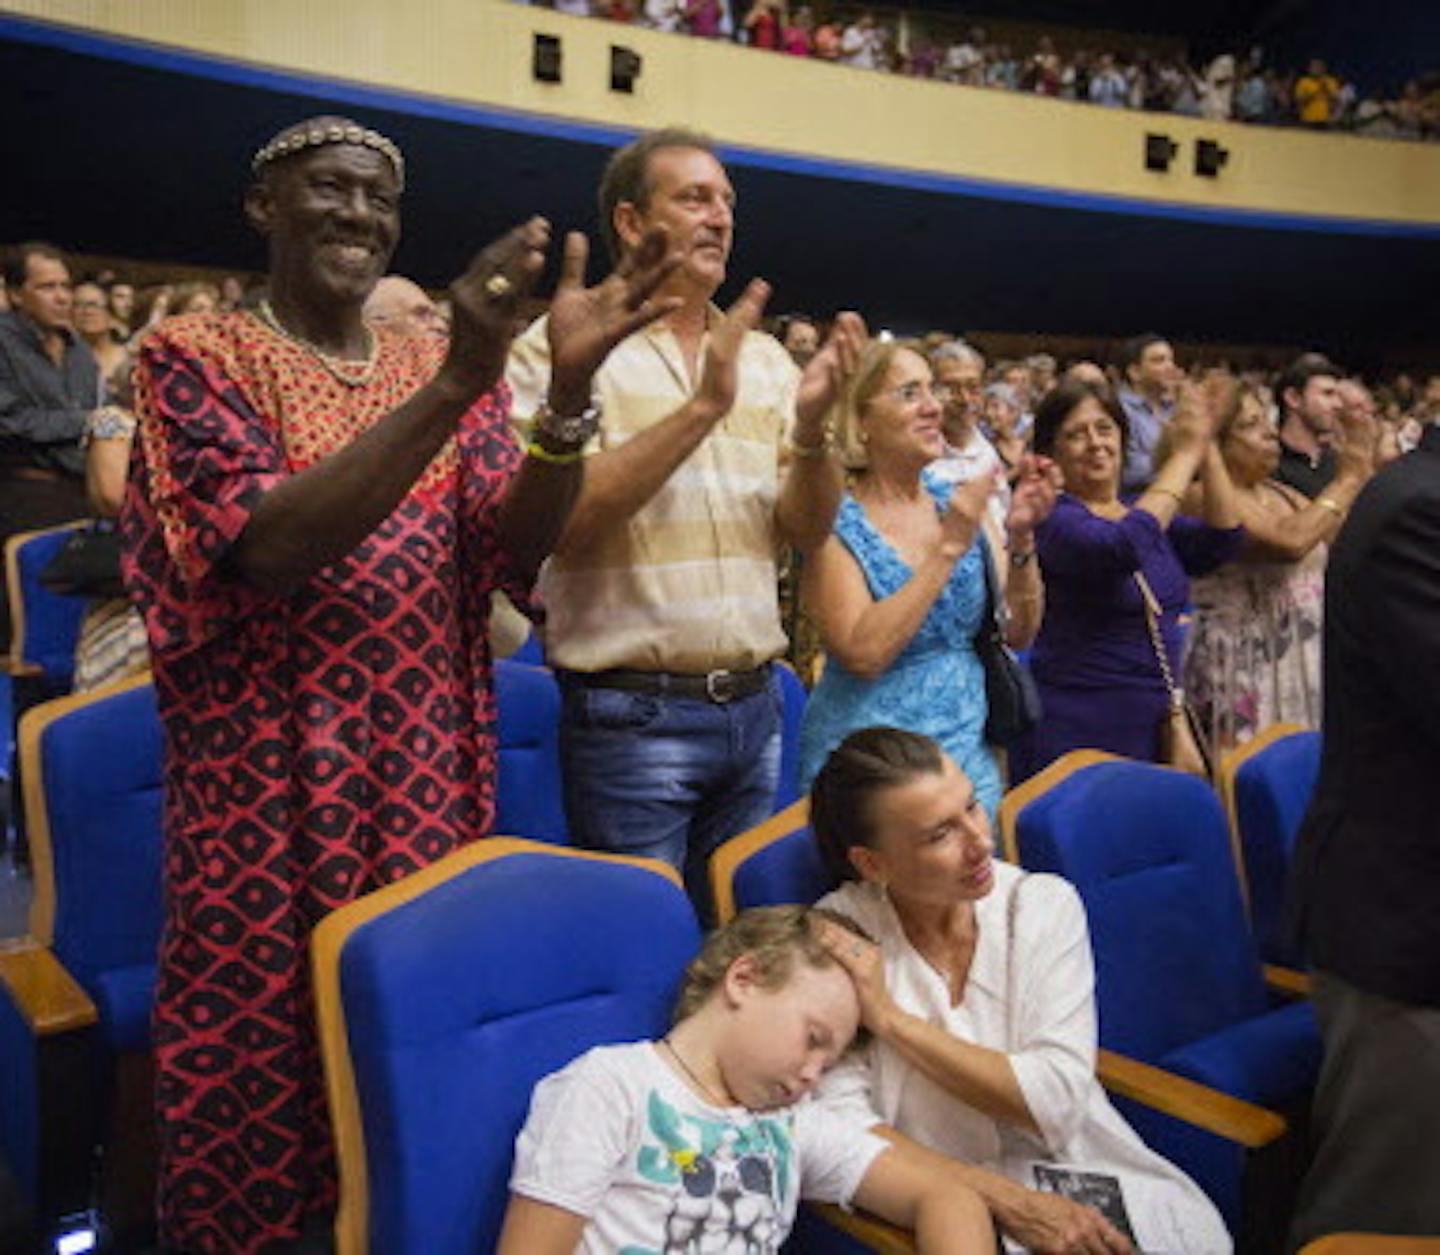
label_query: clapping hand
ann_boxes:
[444,216,553,396]
[940,471,998,558]
[546,227,683,413]
[1006,454,1059,540]
[695,278,772,419]
[795,312,869,429]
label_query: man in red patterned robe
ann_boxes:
[122,116,678,1253]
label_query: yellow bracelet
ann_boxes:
[1315,495,1344,516]
[1150,486,1184,506]
[525,440,585,466]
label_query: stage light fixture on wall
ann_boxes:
[532,33,562,83]
[1195,139,1230,178]
[1144,132,1178,173]
[610,45,642,93]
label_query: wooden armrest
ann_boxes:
[1263,965,1311,999]
[0,943,98,1033]
[1097,1048,1287,1149]
[1301,1236,1440,1254]
[808,1202,915,1253]
[0,657,42,678]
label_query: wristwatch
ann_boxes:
[531,400,603,455]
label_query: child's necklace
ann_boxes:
[662,1036,733,1108]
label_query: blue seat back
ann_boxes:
[507,630,544,666]
[322,844,699,1254]
[27,679,164,1000]
[1015,759,1269,1063]
[731,824,833,914]
[494,660,567,843]
[8,525,88,692]
[1233,731,1320,967]
[772,661,808,812]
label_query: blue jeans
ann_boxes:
[558,672,782,916]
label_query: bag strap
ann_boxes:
[1133,571,1182,709]
[967,523,999,645]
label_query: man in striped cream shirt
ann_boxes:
[508,127,863,908]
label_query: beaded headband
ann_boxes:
[252,122,405,189]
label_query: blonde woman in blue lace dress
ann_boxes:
[797,340,1054,815]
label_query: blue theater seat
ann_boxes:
[1001,752,1320,1244]
[493,658,567,843]
[3,522,90,697]
[1217,724,1321,968]
[312,840,701,1255]
[0,675,162,1230]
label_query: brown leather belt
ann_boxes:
[564,665,771,704]
[0,466,69,483]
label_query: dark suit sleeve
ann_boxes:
[1359,489,1440,752]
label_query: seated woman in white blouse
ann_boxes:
[810,726,1231,1255]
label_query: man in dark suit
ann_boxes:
[1288,423,1440,1248]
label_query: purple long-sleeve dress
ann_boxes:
[1009,495,1243,781]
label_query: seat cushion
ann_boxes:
[92,963,157,1052]
[1158,998,1320,1109]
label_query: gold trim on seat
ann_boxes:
[1214,722,1307,914]
[998,749,1117,863]
[707,797,810,925]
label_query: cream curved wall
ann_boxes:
[5,0,1439,227]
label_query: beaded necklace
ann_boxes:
[255,300,378,387]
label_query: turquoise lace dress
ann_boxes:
[797,471,1002,817]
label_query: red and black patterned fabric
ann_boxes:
[122,312,525,1253]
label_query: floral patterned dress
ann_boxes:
[1183,480,1325,751]
[123,311,527,1253]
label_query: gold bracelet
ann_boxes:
[787,429,833,460]
[525,440,585,466]
[1150,486,1184,506]
[1315,495,1344,516]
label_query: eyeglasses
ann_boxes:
[72,299,108,311]
[886,381,952,405]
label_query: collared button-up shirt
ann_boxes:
[1117,385,1174,494]
[507,312,799,673]
[928,426,1011,537]
[0,310,99,476]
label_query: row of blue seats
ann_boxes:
[0,663,1324,1249]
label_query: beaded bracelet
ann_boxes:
[525,440,585,466]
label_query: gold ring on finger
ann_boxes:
[484,274,513,298]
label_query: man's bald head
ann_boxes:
[363,275,446,340]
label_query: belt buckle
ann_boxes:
[704,669,735,703]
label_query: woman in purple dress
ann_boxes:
[1010,377,1242,780]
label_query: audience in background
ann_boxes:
[522,0,1440,140]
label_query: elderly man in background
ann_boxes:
[363,273,448,340]
[123,114,679,1252]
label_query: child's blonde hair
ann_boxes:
[673,904,871,1023]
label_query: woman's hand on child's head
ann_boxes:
[817,920,897,1037]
